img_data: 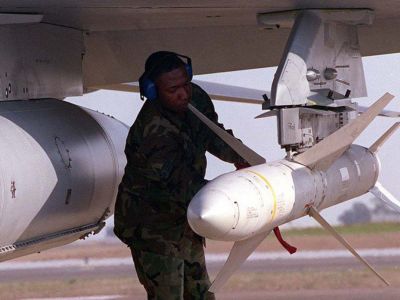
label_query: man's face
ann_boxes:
[155,66,192,114]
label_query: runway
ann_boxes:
[2,248,400,281]
[16,289,400,300]
[2,248,400,299]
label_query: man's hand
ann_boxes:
[234,161,251,170]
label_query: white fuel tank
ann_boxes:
[0,99,128,261]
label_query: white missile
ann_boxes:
[187,93,400,291]
[188,144,379,241]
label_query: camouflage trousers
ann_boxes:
[130,240,215,300]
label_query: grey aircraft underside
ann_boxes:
[0,0,399,98]
[0,1,400,290]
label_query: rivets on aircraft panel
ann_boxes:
[10,181,16,199]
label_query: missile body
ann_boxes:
[188,144,379,241]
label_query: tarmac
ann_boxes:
[2,248,400,299]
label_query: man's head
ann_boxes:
[139,51,193,114]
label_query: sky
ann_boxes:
[67,53,400,230]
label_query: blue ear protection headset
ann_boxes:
[139,52,193,101]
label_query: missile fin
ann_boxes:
[293,93,395,171]
[255,110,277,119]
[370,182,400,213]
[209,230,271,293]
[308,206,390,286]
[188,103,266,166]
[358,105,400,118]
[369,122,400,154]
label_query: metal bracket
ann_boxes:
[80,207,111,240]
[258,9,372,106]
[258,9,374,153]
[0,223,99,261]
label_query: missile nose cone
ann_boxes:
[187,189,237,240]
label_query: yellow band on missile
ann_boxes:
[245,170,277,220]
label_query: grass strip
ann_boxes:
[281,222,400,237]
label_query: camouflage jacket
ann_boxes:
[114,83,244,257]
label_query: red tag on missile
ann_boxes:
[273,227,297,254]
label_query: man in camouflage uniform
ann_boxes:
[114,51,246,299]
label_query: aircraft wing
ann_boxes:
[0,1,398,88]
